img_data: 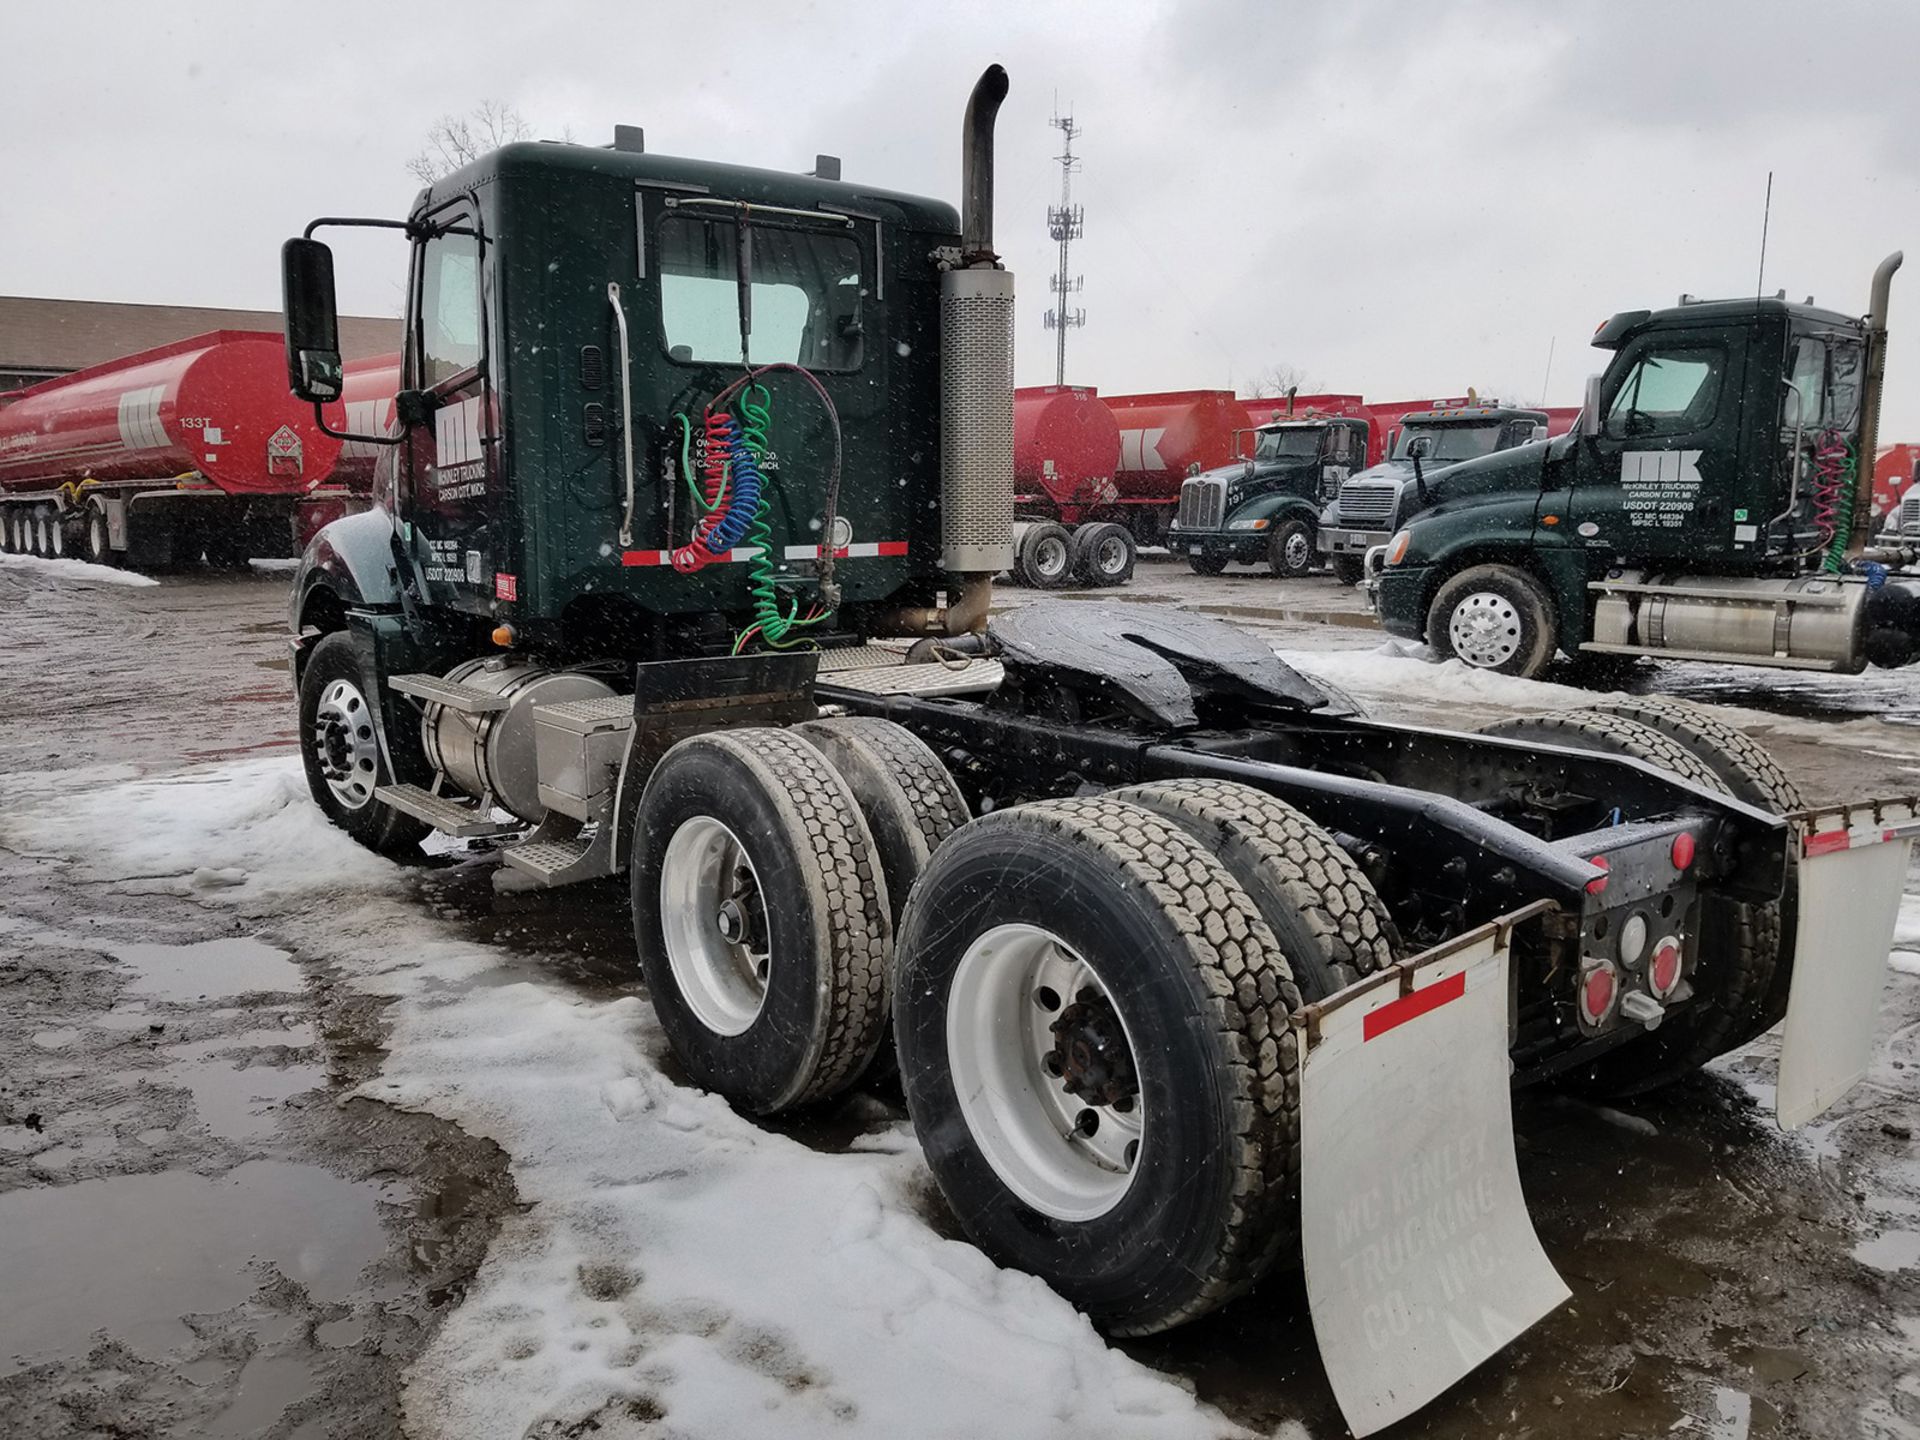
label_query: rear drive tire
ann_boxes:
[1116,779,1399,1000]
[1330,554,1365,587]
[1071,522,1137,587]
[1429,564,1556,677]
[1186,551,1229,576]
[1267,518,1315,579]
[1016,522,1075,590]
[895,796,1303,1335]
[1478,709,1778,1096]
[633,729,892,1114]
[296,631,432,857]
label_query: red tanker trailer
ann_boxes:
[1008,385,1133,587]
[295,353,403,547]
[0,330,342,568]
[1102,389,1250,541]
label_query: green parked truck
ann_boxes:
[1165,413,1371,577]
[1373,258,1916,678]
[274,69,1916,1433]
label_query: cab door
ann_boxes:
[401,198,497,613]
[1318,421,1359,503]
[1560,330,1745,562]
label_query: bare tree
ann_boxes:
[408,101,533,183]
[1247,362,1321,399]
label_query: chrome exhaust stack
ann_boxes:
[936,66,1015,616]
[1850,250,1902,557]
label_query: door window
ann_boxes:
[1605,345,1723,438]
[418,224,482,389]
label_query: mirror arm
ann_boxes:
[303,215,418,241]
[312,401,405,447]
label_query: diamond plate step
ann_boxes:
[531,694,635,730]
[389,673,509,713]
[375,783,520,838]
[501,836,599,884]
[816,657,1003,697]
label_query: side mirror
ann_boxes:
[282,238,343,403]
[1408,434,1435,459]
[1526,422,1548,445]
[394,389,439,428]
[1580,373,1603,438]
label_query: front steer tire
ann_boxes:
[1267,518,1316,578]
[1428,564,1556,678]
[895,796,1303,1336]
[632,729,892,1114]
[296,631,431,857]
[1330,553,1365,587]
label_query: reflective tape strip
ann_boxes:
[618,540,907,567]
[1803,823,1915,858]
[1360,970,1466,1041]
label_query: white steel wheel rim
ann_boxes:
[1283,530,1310,570]
[1449,590,1524,668]
[1034,535,1070,580]
[47,516,64,557]
[946,922,1145,1222]
[1093,532,1128,578]
[88,510,108,561]
[659,815,771,1037]
[312,677,381,811]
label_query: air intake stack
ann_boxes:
[939,66,1016,590]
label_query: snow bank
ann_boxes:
[1280,638,1613,712]
[2,760,1256,1440]
[0,551,160,588]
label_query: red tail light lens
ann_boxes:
[1579,960,1619,1025]
[1585,854,1611,896]
[1671,831,1696,870]
[1649,937,1684,998]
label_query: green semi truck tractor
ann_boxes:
[1373,259,1914,678]
[276,70,1918,1434]
[1166,413,1371,576]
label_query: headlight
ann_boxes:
[1386,529,1413,565]
[1229,518,1271,531]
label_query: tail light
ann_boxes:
[1579,959,1619,1027]
[1585,854,1610,896]
[1648,936,1684,999]
[1670,831,1696,870]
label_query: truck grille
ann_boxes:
[1898,489,1920,537]
[1335,480,1398,527]
[1178,477,1226,531]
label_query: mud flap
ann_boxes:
[1297,902,1568,1437]
[1777,803,1920,1130]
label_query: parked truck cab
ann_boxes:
[1373,258,1913,678]
[1166,414,1370,576]
[1317,403,1550,584]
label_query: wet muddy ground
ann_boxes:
[3,556,1919,1437]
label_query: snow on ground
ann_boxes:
[1279,637,1618,712]
[2,759,1257,1440]
[0,551,159,587]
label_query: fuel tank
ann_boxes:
[0,331,341,496]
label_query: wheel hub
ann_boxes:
[1047,991,1139,1107]
[659,816,772,1036]
[1449,591,1522,668]
[311,679,380,810]
[1285,532,1310,568]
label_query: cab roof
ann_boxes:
[1594,295,1863,350]
[416,140,961,236]
[1401,404,1547,424]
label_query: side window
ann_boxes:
[418,225,482,389]
[1785,338,1826,427]
[656,214,865,371]
[1325,427,1349,461]
[1605,345,1723,438]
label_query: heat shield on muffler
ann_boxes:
[1298,903,1568,1437]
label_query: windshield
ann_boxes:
[1253,426,1323,461]
[657,214,866,370]
[1393,422,1502,463]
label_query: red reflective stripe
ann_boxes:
[876,540,909,556]
[1362,970,1467,1041]
[1805,830,1851,857]
[620,550,666,567]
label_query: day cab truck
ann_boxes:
[1372,262,1918,680]
[275,68,1918,1436]
[1165,410,1374,577]
[1316,401,1555,585]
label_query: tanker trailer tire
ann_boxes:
[1070,522,1137,587]
[1186,551,1229,576]
[84,504,118,568]
[1115,779,1399,1000]
[894,796,1303,1336]
[1478,710,1778,1096]
[297,632,432,857]
[1016,522,1075,590]
[632,729,892,1115]
[1429,564,1556,678]
[46,512,66,559]
[1585,697,1804,1051]
[1267,519,1315,579]
[0,510,16,553]
[1330,554,1366,587]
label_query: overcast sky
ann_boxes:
[4,1,1916,433]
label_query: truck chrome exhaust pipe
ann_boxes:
[930,65,1015,626]
[1850,250,1902,557]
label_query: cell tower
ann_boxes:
[1043,112,1085,386]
